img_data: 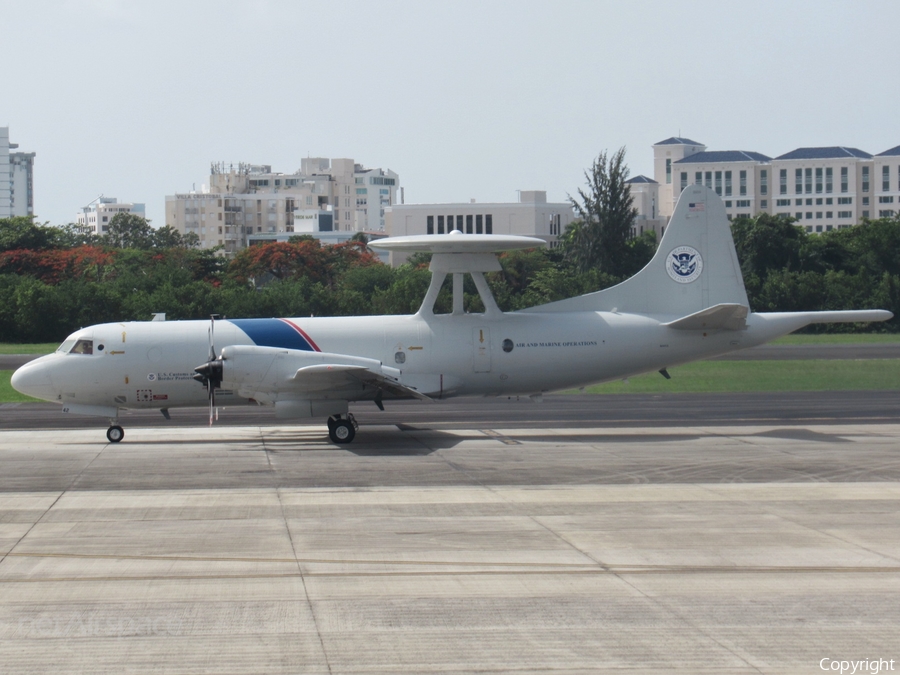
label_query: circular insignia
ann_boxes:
[147,373,157,382]
[666,246,703,284]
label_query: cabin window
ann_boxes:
[70,339,94,355]
[57,339,76,354]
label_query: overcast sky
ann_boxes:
[5,0,900,227]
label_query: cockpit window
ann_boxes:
[57,339,76,354]
[70,339,94,355]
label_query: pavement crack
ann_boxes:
[261,427,333,675]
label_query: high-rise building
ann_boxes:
[166,159,399,255]
[1,126,36,218]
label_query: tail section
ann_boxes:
[523,184,748,316]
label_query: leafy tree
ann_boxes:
[228,239,380,288]
[151,224,198,249]
[103,213,155,249]
[731,213,805,280]
[565,147,638,277]
[51,223,103,248]
[0,217,57,252]
[0,246,116,284]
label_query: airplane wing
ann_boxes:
[290,363,432,401]
[662,303,749,331]
[215,345,432,403]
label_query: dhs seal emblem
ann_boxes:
[666,246,703,284]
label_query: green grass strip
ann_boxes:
[0,343,58,355]
[0,371,42,402]
[773,333,900,345]
[575,359,900,394]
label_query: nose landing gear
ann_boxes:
[327,413,358,444]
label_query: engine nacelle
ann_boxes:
[217,345,387,400]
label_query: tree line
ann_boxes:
[1,150,898,343]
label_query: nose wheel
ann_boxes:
[106,425,125,443]
[327,414,357,444]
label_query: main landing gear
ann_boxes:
[327,413,358,444]
[106,424,124,443]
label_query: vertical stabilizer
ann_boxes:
[523,184,749,316]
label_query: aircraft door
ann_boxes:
[473,327,491,372]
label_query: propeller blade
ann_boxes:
[208,313,220,362]
[209,383,215,426]
[201,314,223,427]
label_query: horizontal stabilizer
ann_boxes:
[663,303,749,331]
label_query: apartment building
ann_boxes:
[76,196,146,234]
[1,126,36,218]
[650,137,900,233]
[384,190,573,266]
[166,159,399,255]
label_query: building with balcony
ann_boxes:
[166,158,399,255]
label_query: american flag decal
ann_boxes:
[689,202,705,212]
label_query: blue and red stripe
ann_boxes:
[229,318,322,352]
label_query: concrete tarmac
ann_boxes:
[2,411,900,673]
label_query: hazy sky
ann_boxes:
[5,0,900,227]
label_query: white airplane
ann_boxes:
[11,185,892,443]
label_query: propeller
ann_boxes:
[192,314,223,426]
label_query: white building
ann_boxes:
[1,126,36,218]
[0,127,9,219]
[624,175,667,239]
[650,137,900,233]
[384,190,573,266]
[76,197,146,234]
[167,159,399,255]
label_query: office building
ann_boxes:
[650,137,900,233]
[384,190,573,266]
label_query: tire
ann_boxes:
[327,415,338,433]
[328,419,355,444]
[107,425,124,443]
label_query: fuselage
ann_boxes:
[12,309,801,414]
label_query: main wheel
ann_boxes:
[328,419,355,444]
[107,425,124,443]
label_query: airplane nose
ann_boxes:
[11,361,54,401]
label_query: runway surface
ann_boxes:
[2,392,900,672]
[3,390,900,438]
